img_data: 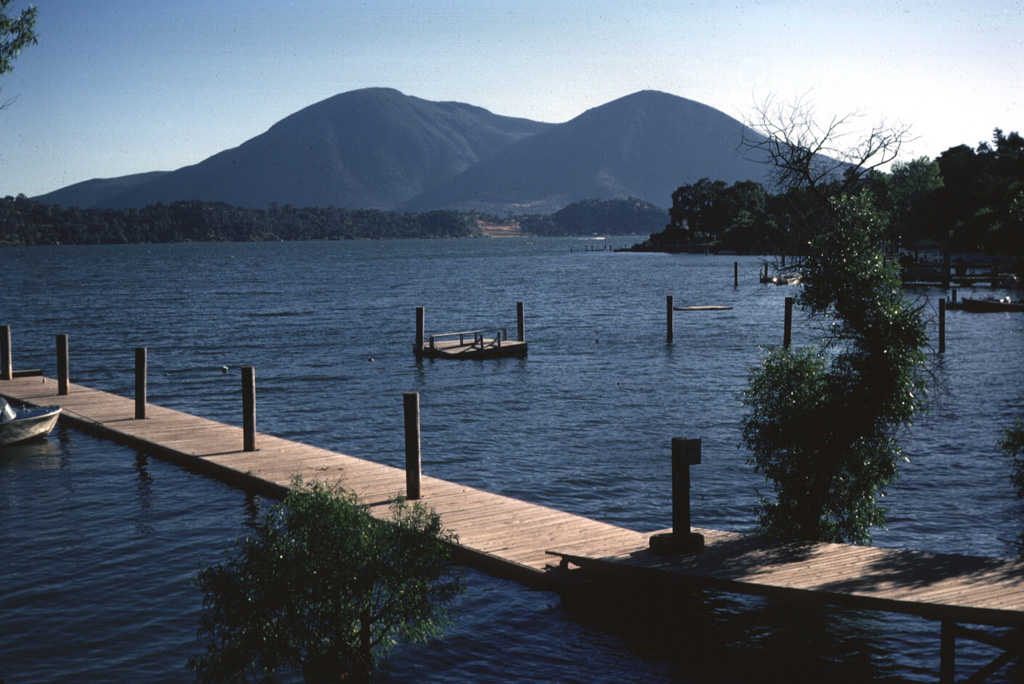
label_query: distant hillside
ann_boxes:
[34,88,771,214]
[43,88,550,211]
[32,171,169,209]
[517,198,667,235]
[403,91,771,214]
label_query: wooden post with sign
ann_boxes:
[649,437,704,553]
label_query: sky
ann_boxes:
[0,0,1021,199]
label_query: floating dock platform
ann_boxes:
[414,303,528,360]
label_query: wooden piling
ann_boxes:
[403,392,422,500]
[734,262,739,288]
[939,298,946,354]
[940,620,955,684]
[135,347,147,419]
[517,301,525,342]
[415,307,425,355]
[650,437,704,553]
[1,325,10,381]
[666,295,674,344]
[57,334,69,395]
[943,249,951,290]
[783,297,793,348]
[951,288,958,303]
[672,438,700,534]
[242,366,256,452]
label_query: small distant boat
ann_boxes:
[760,273,801,286]
[0,398,61,447]
[947,296,1024,313]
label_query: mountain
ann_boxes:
[402,91,769,214]
[56,88,551,211]
[32,171,169,209]
[34,89,771,213]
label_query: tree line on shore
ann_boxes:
[0,194,668,246]
[635,128,1024,258]
[0,197,483,245]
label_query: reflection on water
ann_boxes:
[0,437,62,465]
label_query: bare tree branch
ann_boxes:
[741,93,915,196]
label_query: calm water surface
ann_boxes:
[1,238,1022,682]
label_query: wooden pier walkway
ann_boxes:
[4,374,1024,681]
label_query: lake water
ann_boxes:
[1,238,1022,682]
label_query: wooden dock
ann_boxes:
[414,303,528,360]
[4,374,1024,682]
[417,331,528,360]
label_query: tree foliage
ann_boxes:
[0,195,482,245]
[0,0,36,75]
[514,198,666,236]
[636,123,1023,259]
[740,99,929,545]
[1004,419,1024,499]
[188,478,465,683]
[933,129,1024,254]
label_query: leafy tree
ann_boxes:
[0,0,37,107]
[189,478,466,683]
[740,99,928,545]
[1004,419,1024,498]
[884,157,944,246]
[667,178,729,241]
[934,129,1024,254]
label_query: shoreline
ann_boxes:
[476,220,528,238]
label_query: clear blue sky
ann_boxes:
[1,0,1021,198]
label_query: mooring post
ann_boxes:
[57,334,69,395]
[943,249,951,290]
[242,366,256,452]
[650,437,704,553]
[783,297,793,348]
[940,620,955,684]
[135,347,147,419]
[1,325,11,381]
[403,391,422,500]
[666,295,674,344]
[951,288,958,303]
[517,301,525,342]
[415,306,425,356]
[763,263,769,281]
[734,261,739,288]
[938,298,946,354]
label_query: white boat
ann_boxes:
[0,398,61,446]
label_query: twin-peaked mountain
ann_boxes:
[35,88,770,213]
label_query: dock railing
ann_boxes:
[428,328,508,351]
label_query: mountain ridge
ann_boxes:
[33,88,770,213]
